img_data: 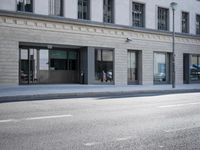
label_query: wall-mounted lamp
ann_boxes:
[47,45,53,49]
[126,38,132,42]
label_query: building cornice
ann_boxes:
[0,10,200,40]
[0,10,200,47]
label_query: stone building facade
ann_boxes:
[0,0,200,85]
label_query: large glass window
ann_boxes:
[158,7,169,31]
[132,2,145,27]
[49,50,78,71]
[95,49,113,83]
[154,52,170,84]
[103,0,114,23]
[17,0,33,12]
[127,51,138,84]
[190,55,200,81]
[196,15,200,35]
[182,12,189,33]
[78,0,90,20]
[49,0,63,16]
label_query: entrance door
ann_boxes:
[19,48,38,84]
[127,51,138,84]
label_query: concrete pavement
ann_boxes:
[0,84,200,102]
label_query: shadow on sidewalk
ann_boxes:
[0,90,200,103]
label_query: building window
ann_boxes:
[190,55,200,82]
[132,2,145,27]
[103,0,114,23]
[49,0,63,16]
[127,51,138,84]
[49,50,78,71]
[157,7,169,31]
[17,0,33,12]
[95,49,113,83]
[182,12,189,33]
[154,52,170,84]
[78,0,90,20]
[196,15,200,35]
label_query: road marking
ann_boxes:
[158,102,200,108]
[116,136,132,141]
[25,115,72,120]
[0,119,17,123]
[164,126,200,133]
[84,142,99,146]
[0,114,72,123]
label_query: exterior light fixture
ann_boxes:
[170,2,178,88]
[126,38,132,42]
[47,45,53,49]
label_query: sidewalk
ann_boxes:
[0,84,200,102]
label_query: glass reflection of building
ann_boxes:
[95,49,113,83]
[190,55,200,81]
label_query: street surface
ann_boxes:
[0,92,200,150]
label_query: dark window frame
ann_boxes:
[17,0,33,12]
[49,0,64,16]
[78,0,90,20]
[95,49,114,84]
[182,11,189,33]
[196,14,200,35]
[157,7,169,31]
[103,0,114,23]
[132,2,145,28]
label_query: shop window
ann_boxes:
[17,0,33,12]
[95,49,113,83]
[49,50,78,71]
[50,50,68,70]
[154,52,170,84]
[127,51,138,84]
[190,55,200,81]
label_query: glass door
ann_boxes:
[127,51,138,84]
[19,48,38,84]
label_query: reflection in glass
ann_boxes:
[190,55,200,81]
[128,51,137,83]
[95,49,113,83]
[154,53,166,83]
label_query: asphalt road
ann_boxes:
[0,92,200,150]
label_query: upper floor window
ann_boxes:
[132,2,145,27]
[49,0,63,16]
[17,0,33,12]
[103,0,114,23]
[196,15,200,35]
[157,7,169,31]
[78,0,90,20]
[182,12,189,33]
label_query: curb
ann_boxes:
[0,89,200,103]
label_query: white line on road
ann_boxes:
[164,126,200,133]
[116,136,132,141]
[0,114,72,123]
[25,115,72,120]
[158,102,200,108]
[0,119,17,123]
[84,142,99,146]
